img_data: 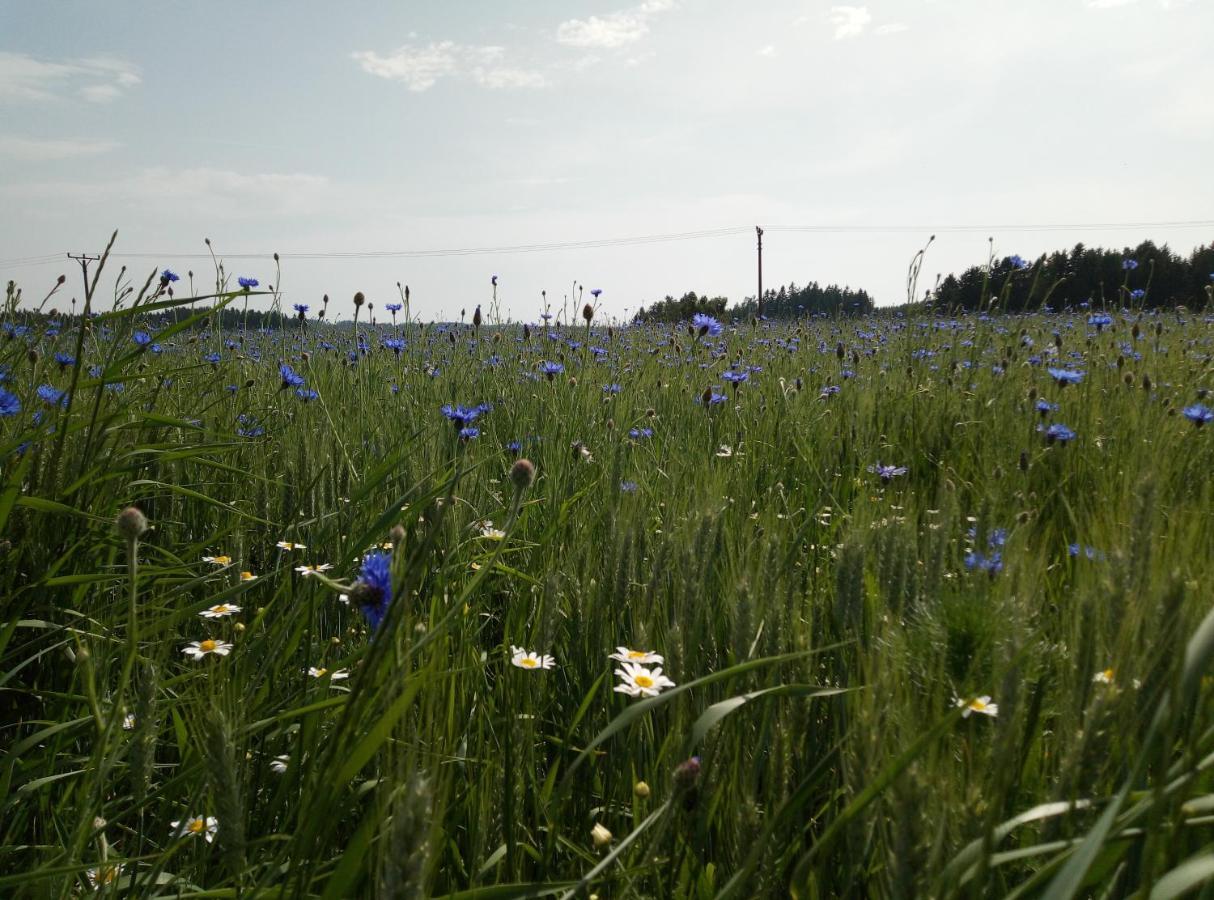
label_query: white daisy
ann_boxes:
[86,864,124,888]
[199,603,242,619]
[715,445,733,458]
[510,646,556,670]
[202,555,232,566]
[171,815,218,842]
[614,662,676,698]
[475,520,507,540]
[276,540,307,551]
[270,754,289,774]
[294,563,333,577]
[239,570,258,582]
[182,639,233,660]
[307,666,350,680]
[956,695,998,718]
[609,646,665,665]
[1092,668,1115,684]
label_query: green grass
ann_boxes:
[2,260,1214,897]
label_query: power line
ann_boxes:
[1,219,1211,270]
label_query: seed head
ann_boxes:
[116,506,148,541]
[510,458,536,492]
[354,292,365,307]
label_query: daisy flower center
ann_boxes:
[189,819,205,833]
[634,675,655,688]
[520,658,538,668]
[627,651,649,659]
[970,699,987,711]
[199,639,217,652]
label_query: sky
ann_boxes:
[1,0,1212,322]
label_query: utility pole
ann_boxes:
[755,226,764,320]
[66,252,100,309]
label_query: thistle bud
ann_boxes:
[389,524,406,545]
[115,506,148,541]
[510,458,536,492]
[57,274,66,285]
[354,292,365,307]
[633,780,650,798]
[582,303,593,323]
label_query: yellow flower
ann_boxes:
[202,555,232,566]
[240,571,257,582]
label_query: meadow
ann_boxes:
[3,243,1214,898]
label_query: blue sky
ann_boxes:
[1,0,1211,320]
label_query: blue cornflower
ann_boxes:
[37,384,66,407]
[458,426,480,440]
[133,331,152,347]
[1122,258,1138,271]
[54,352,76,368]
[964,550,1004,576]
[280,364,305,388]
[539,361,565,381]
[238,276,259,289]
[1036,399,1058,416]
[603,384,622,394]
[868,462,908,484]
[692,313,723,337]
[203,351,221,364]
[1008,254,1030,270]
[722,369,749,384]
[820,385,840,397]
[385,303,402,313]
[296,388,319,402]
[0,388,20,417]
[700,389,727,406]
[590,288,602,298]
[225,384,239,393]
[353,551,393,630]
[1068,543,1105,561]
[1047,367,1084,386]
[506,440,522,452]
[161,268,180,282]
[1182,403,1213,427]
[629,427,654,439]
[1042,423,1076,444]
[293,303,309,315]
[384,338,405,354]
[1129,289,1145,301]
[441,403,490,428]
[1088,314,1112,329]
[620,480,638,493]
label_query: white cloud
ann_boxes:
[758,45,777,57]
[0,52,141,103]
[4,167,337,219]
[876,22,909,35]
[829,6,872,40]
[352,41,545,91]
[1088,0,1138,7]
[0,136,121,160]
[556,0,675,49]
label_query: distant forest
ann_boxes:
[633,239,1214,323]
[928,239,1214,312]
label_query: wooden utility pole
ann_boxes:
[756,226,764,319]
[66,252,100,307]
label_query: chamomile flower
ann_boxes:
[956,695,998,718]
[202,555,232,566]
[716,445,733,458]
[475,520,506,540]
[295,563,333,577]
[614,661,676,697]
[591,823,613,848]
[122,713,136,730]
[171,815,218,842]
[307,666,349,680]
[1092,668,1115,684]
[86,864,124,888]
[276,540,307,551]
[239,571,257,582]
[270,754,290,774]
[182,639,233,660]
[610,647,665,665]
[199,603,241,619]
[510,646,556,670]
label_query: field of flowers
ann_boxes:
[3,248,1214,898]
